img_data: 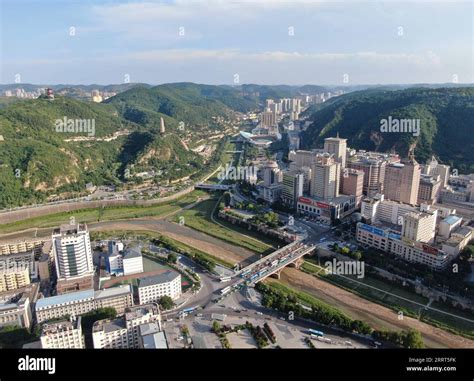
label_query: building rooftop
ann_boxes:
[93,318,126,333]
[139,322,160,337]
[53,223,88,236]
[36,289,94,310]
[142,331,167,349]
[42,317,81,335]
[125,303,159,321]
[138,271,180,288]
[123,248,142,260]
[95,285,132,300]
[443,215,462,225]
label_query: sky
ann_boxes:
[0,0,473,85]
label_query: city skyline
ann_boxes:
[1,0,473,85]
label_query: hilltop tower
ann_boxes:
[160,117,166,134]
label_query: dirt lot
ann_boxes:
[274,268,474,349]
[90,219,259,266]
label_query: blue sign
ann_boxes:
[359,223,386,237]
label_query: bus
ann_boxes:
[219,276,231,282]
[308,329,324,337]
[220,286,231,295]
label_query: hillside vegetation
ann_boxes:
[302,87,474,173]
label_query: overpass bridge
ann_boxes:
[222,240,315,291]
[241,242,316,286]
[195,183,232,191]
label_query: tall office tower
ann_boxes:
[418,174,442,205]
[384,159,421,205]
[300,166,312,194]
[160,117,166,134]
[310,156,341,200]
[260,110,276,127]
[263,161,281,187]
[324,135,347,168]
[281,170,304,209]
[401,210,437,244]
[52,224,94,294]
[422,156,450,188]
[341,168,364,207]
[288,150,319,168]
[347,158,386,197]
[384,158,421,205]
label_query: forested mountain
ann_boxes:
[301,87,474,173]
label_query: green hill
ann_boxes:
[105,82,258,127]
[0,94,207,208]
[301,87,474,173]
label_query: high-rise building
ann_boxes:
[341,169,364,207]
[401,210,437,244]
[418,174,442,205]
[281,171,304,209]
[52,224,94,294]
[347,158,386,197]
[422,156,450,188]
[310,156,340,201]
[383,159,421,205]
[288,150,321,169]
[260,110,276,127]
[324,136,347,168]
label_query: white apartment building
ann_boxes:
[0,266,30,292]
[40,316,85,349]
[137,271,182,304]
[92,303,162,349]
[52,224,94,280]
[107,247,143,276]
[122,248,144,276]
[0,295,32,329]
[35,285,133,323]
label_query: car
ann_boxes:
[256,312,263,315]
[279,317,286,321]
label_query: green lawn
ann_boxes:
[173,198,277,254]
[0,190,206,234]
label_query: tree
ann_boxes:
[223,191,232,207]
[167,252,178,264]
[212,321,221,333]
[404,329,425,348]
[158,296,175,310]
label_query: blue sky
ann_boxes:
[1,0,473,85]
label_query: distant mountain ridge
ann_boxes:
[301,87,474,173]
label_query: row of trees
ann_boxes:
[256,283,425,348]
